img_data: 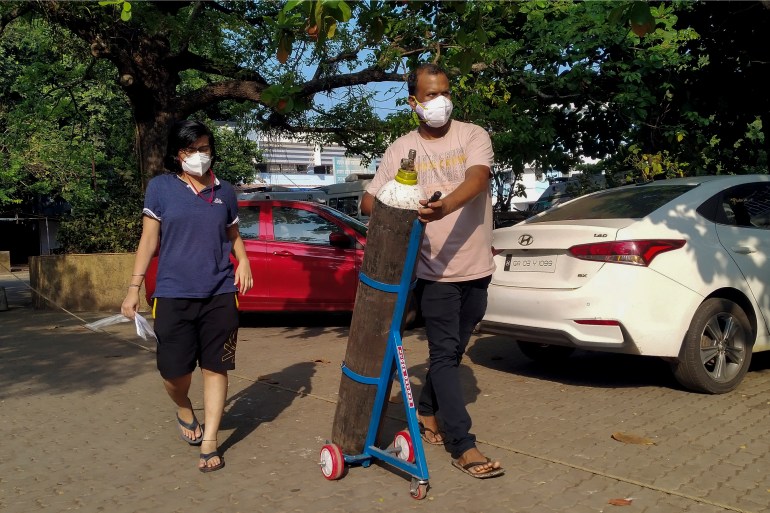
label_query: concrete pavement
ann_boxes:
[2,269,770,513]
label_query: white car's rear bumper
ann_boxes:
[480,266,704,357]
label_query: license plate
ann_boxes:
[504,254,557,273]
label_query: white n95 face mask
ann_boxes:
[182,153,212,176]
[414,95,453,128]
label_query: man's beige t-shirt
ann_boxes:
[366,120,495,282]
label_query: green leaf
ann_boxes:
[629,2,654,26]
[474,27,488,45]
[337,1,353,22]
[120,9,131,21]
[260,85,281,105]
[608,5,628,25]
[284,0,304,12]
[326,18,337,39]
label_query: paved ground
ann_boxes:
[2,270,770,513]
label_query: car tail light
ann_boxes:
[492,246,504,256]
[568,239,685,266]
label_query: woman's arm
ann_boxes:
[228,223,253,295]
[120,216,160,318]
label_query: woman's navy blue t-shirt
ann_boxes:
[143,173,239,298]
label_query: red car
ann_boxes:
[145,199,367,312]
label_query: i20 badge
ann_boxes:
[518,234,534,246]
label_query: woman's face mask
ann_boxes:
[413,95,453,128]
[182,152,212,176]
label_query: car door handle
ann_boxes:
[731,246,756,254]
[273,250,294,256]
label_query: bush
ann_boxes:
[57,197,143,253]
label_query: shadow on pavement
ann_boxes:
[467,334,681,390]
[0,309,153,399]
[219,361,317,456]
[239,311,352,328]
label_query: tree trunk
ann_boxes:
[134,114,175,189]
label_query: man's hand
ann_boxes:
[417,197,445,223]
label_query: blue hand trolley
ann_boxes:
[319,218,430,500]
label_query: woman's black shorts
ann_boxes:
[152,293,239,379]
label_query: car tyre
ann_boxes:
[673,298,753,394]
[517,341,575,361]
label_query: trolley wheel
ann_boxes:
[394,430,415,463]
[319,443,345,480]
[410,478,429,500]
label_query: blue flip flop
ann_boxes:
[177,412,204,446]
[199,450,225,473]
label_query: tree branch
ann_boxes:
[176,80,269,118]
[177,1,206,54]
[301,67,405,96]
[170,49,269,83]
[205,0,276,27]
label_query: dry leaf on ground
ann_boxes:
[611,431,656,445]
[608,498,633,506]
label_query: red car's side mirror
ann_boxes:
[329,232,352,248]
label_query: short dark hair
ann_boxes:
[407,63,448,96]
[164,120,217,173]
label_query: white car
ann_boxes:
[480,175,770,394]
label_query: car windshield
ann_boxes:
[528,184,698,222]
[320,204,368,237]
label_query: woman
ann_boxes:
[121,120,252,473]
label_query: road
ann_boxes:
[2,270,770,513]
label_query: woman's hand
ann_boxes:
[121,290,139,320]
[234,261,253,295]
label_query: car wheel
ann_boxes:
[517,341,575,361]
[673,298,753,394]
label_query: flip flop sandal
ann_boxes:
[418,423,445,445]
[199,450,225,473]
[177,412,204,446]
[451,457,505,479]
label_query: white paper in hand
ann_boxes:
[134,312,157,340]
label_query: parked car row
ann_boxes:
[145,175,770,394]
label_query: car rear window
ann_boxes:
[528,184,697,222]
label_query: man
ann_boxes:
[360,63,503,479]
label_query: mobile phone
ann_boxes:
[428,191,442,203]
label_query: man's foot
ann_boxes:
[417,414,444,445]
[177,400,203,445]
[452,447,504,479]
[199,439,224,472]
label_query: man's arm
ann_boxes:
[360,192,375,216]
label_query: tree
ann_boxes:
[0,9,145,253]
[2,0,767,220]
[0,1,406,188]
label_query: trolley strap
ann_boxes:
[340,361,380,385]
[359,273,417,293]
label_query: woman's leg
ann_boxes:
[162,373,201,440]
[199,369,228,470]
